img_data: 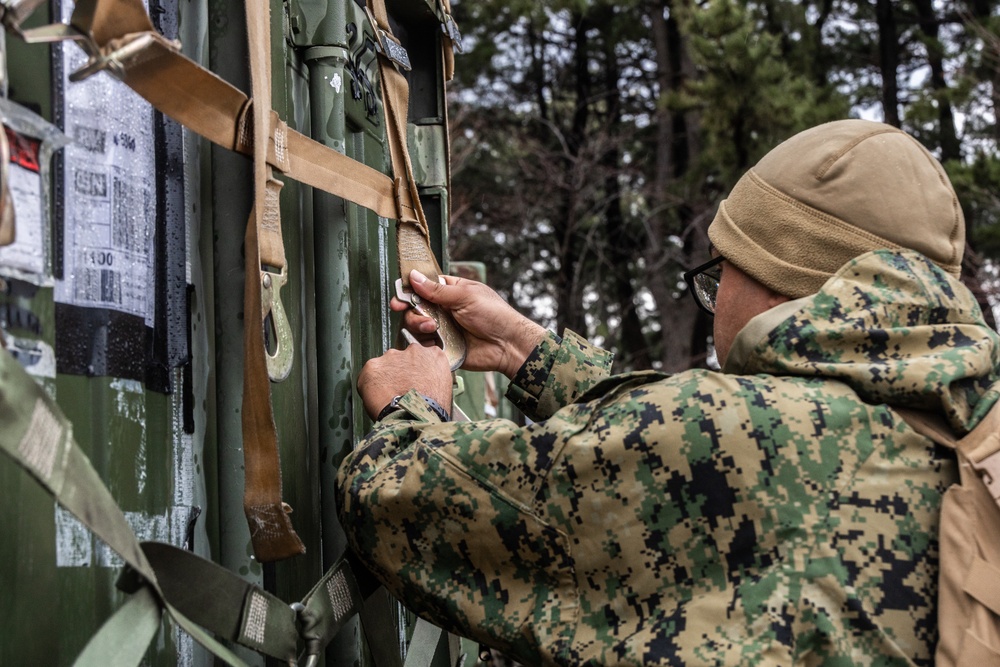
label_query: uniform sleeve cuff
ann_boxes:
[506,329,613,421]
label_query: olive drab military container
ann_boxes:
[0,0,478,664]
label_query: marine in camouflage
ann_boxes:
[336,249,1000,666]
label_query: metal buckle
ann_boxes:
[0,0,46,34]
[289,602,319,667]
[395,277,469,371]
[363,6,411,71]
[262,267,294,382]
[21,22,178,82]
[441,14,463,53]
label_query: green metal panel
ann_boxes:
[0,0,477,665]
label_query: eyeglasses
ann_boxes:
[683,256,724,315]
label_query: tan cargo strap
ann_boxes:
[0,122,13,245]
[367,0,467,371]
[20,0,467,555]
[23,0,466,363]
[240,0,304,561]
[21,6,410,223]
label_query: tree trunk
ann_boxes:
[648,0,706,371]
[913,0,961,160]
[875,0,901,127]
[599,11,652,370]
[554,11,591,336]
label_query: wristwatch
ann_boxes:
[376,393,451,422]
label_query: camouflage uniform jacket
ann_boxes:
[336,250,1000,666]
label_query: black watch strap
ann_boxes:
[419,395,450,422]
[376,396,404,421]
[375,393,451,422]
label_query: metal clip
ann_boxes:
[289,602,319,667]
[395,277,469,371]
[68,32,168,82]
[441,14,463,53]
[262,267,294,382]
[363,5,411,71]
[21,23,178,83]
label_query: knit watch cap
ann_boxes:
[707,119,965,298]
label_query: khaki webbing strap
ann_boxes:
[240,0,304,563]
[0,121,14,245]
[896,402,1000,665]
[0,348,247,667]
[137,541,300,661]
[366,0,467,371]
[22,0,467,363]
[21,2,407,222]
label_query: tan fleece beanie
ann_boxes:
[707,119,965,298]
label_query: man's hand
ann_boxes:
[393,270,547,378]
[358,342,453,421]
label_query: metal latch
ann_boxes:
[441,14,463,53]
[395,277,467,371]
[21,23,180,83]
[262,267,294,382]
[363,6,411,71]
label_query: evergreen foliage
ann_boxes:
[447,0,1000,371]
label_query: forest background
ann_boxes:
[444,0,1000,372]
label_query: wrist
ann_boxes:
[501,321,547,378]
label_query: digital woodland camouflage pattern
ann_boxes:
[337,250,1000,666]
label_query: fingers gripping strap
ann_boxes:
[367,0,467,370]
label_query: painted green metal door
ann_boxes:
[0,0,470,664]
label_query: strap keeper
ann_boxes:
[235,99,254,154]
[393,177,418,223]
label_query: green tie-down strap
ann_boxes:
[0,346,453,666]
[128,542,376,663]
[0,348,247,666]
